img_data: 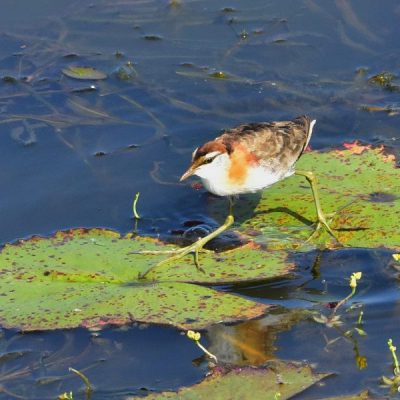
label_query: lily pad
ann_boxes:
[62,66,107,80]
[214,145,400,250]
[0,228,292,331]
[127,361,328,400]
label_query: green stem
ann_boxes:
[357,310,364,325]
[332,287,356,316]
[388,339,400,376]
[133,192,141,219]
[196,341,218,363]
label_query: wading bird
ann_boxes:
[139,116,337,278]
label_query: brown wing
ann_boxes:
[219,115,315,173]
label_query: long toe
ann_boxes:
[138,214,235,279]
[318,216,342,244]
[138,240,207,279]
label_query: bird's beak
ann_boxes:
[180,165,196,182]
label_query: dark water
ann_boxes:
[0,0,399,398]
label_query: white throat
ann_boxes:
[193,153,232,196]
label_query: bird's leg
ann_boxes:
[138,198,235,279]
[227,195,234,217]
[294,170,338,242]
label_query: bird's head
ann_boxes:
[180,140,228,182]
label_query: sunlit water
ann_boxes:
[0,0,399,398]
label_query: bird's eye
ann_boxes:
[202,157,214,165]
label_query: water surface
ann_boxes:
[0,1,399,398]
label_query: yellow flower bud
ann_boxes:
[349,272,362,288]
[187,330,201,341]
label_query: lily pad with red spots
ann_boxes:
[211,145,400,250]
[0,228,294,331]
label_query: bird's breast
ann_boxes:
[227,143,258,186]
[200,164,292,197]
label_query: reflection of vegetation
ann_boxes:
[0,331,101,400]
[206,310,307,366]
[382,339,400,393]
[313,272,367,370]
[318,313,368,372]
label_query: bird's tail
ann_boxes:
[294,115,316,151]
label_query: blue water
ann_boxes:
[0,0,399,398]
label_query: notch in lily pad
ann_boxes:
[62,66,107,80]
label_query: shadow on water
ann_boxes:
[1,0,400,398]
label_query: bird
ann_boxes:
[139,115,337,279]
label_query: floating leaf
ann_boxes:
[62,66,107,80]
[127,361,328,400]
[342,140,371,155]
[211,146,400,250]
[0,228,292,331]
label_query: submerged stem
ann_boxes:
[69,368,93,398]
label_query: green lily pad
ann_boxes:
[127,361,329,400]
[213,146,400,250]
[62,66,107,80]
[0,228,291,331]
[0,228,294,285]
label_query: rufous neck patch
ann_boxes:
[228,143,258,184]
